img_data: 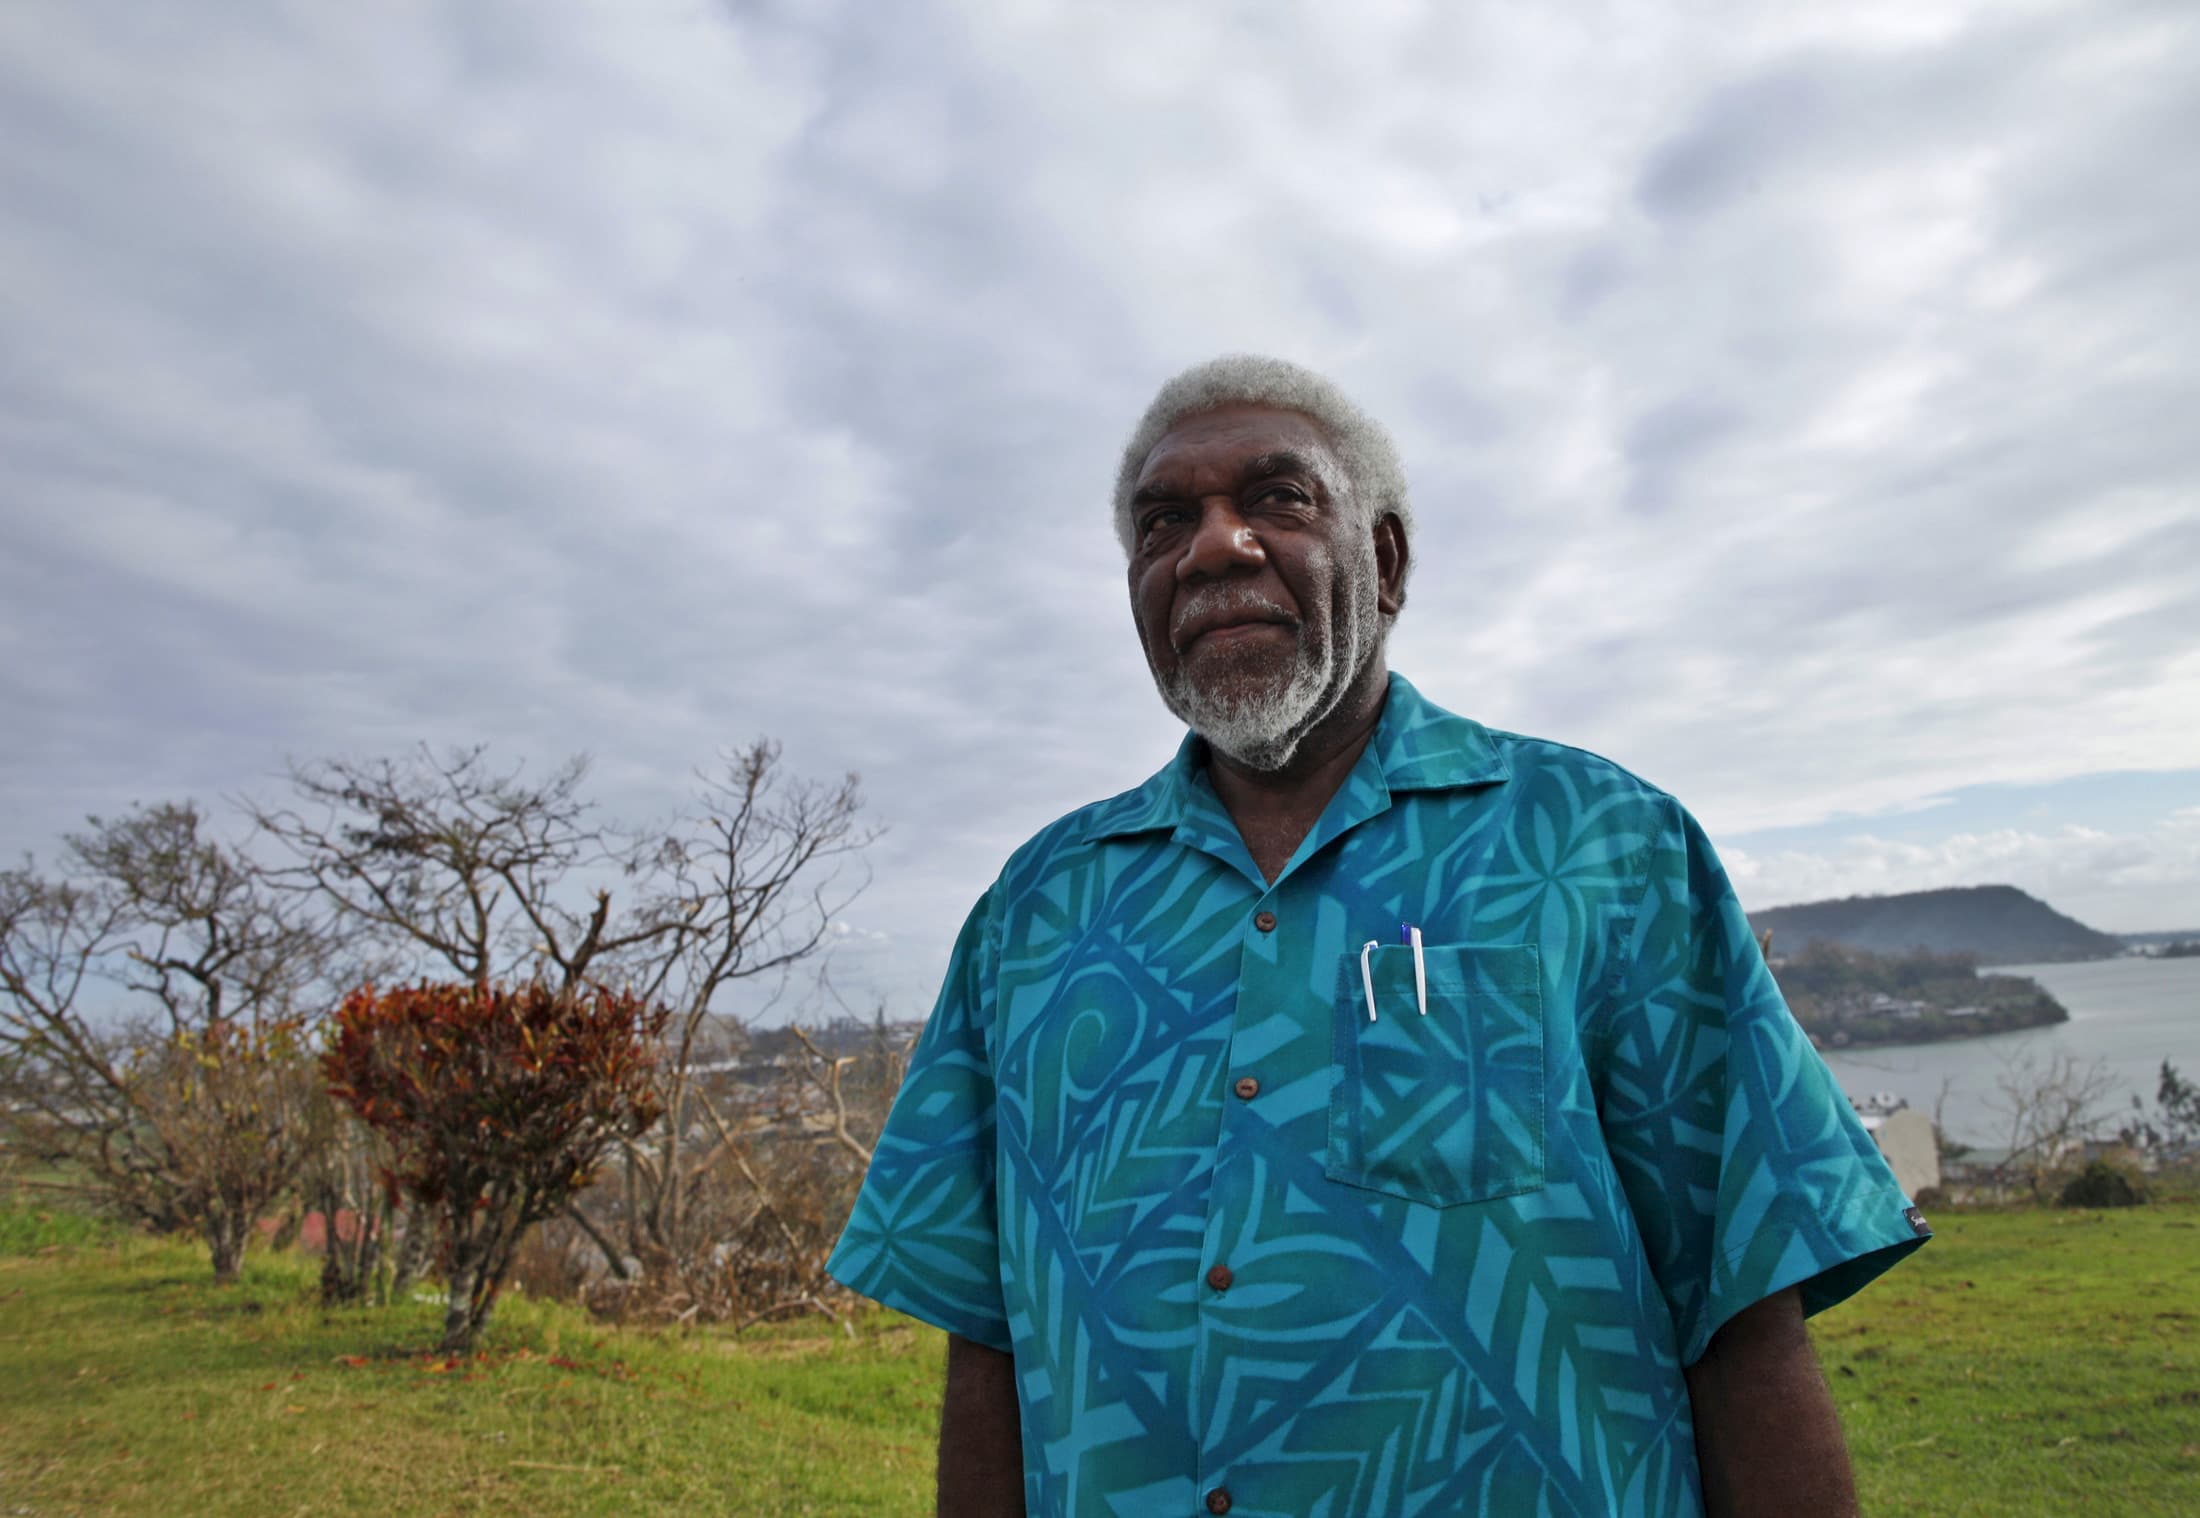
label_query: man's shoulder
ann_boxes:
[1478,723,1682,814]
[993,777,1169,881]
[1386,676,1680,820]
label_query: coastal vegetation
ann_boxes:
[1769,941,2067,1049]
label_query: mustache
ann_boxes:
[1170,591,1300,652]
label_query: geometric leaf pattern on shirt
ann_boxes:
[830,675,1926,1518]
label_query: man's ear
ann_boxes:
[1374,512,1409,617]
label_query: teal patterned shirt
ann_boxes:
[829,674,1926,1517]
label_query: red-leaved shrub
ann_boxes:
[324,981,667,1351]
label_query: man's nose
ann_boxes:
[1175,500,1266,582]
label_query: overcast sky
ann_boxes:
[3,0,2196,1017]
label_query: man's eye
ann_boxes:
[1139,508,1187,540]
[1255,484,1306,506]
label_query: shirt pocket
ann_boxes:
[1325,942,1546,1208]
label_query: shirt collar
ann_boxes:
[1078,672,1509,848]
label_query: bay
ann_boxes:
[1816,955,2200,1148]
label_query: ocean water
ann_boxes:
[1816,955,2200,1148]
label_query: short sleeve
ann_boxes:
[1592,798,1929,1367]
[825,886,1013,1350]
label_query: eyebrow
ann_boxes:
[1131,450,1331,507]
[1244,450,1322,483]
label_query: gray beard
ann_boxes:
[1156,568,1384,773]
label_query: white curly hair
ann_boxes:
[1110,355,1415,571]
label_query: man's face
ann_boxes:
[1126,404,1397,770]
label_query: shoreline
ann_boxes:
[1818,955,2200,1148]
[1807,1003,2068,1054]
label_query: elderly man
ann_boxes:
[828,356,1928,1518]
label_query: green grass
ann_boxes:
[1816,1203,2200,1515]
[0,1218,941,1516]
[2,1202,2196,1516]
[0,1201,129,1254]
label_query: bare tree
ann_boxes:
[1979,1047,2123,1201]
[721,1009,909,1330]
[0,805,335,1280]
[588,992,910,1331]
[607,744,872,1284]
[249,741,875,1301]
[128,1017,322,1281]
[249,747,628,994]
[0,869,131,1190]
[70,803,336,1027]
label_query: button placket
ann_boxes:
[1198,887,1280,1515]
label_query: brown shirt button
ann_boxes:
[1253,910,1277,932]
[1232,1076,1260,1101]
[1205,1263,1233,1292]
[1205,1488,1233,1515]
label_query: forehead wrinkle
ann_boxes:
[1139,448,1324,495]
[1245,449,1330,487]
[1137,440,1339,499]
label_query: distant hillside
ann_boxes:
[1747,884,2122,965]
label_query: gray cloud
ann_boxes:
[2,0,2196,1014]
[1727,805,2200,934]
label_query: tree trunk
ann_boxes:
[371,1195,398,1306]
[268,1205,304,1254]
[440,1253,478,1354]
[388,1200,432,1300]
[436,1196,527,1354]
[462,1253,506,1350]
[433,1214,477,1355]
[207,1212,249,1285]
[657,1081,687,1248]
[317,1186,386,1306]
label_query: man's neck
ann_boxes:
[1204,659,1391,884]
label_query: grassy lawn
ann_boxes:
[0,1217,941,1516]
[1818,1202,2200,1516]
[2,1202,2196,1516]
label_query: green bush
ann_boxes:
[2056,1158,2146,1208]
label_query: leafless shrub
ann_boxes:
[127,1017,322,1282]
[1,805,337,1281]
[583,1008,909,1331]
[1979,1047,2123,1202]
